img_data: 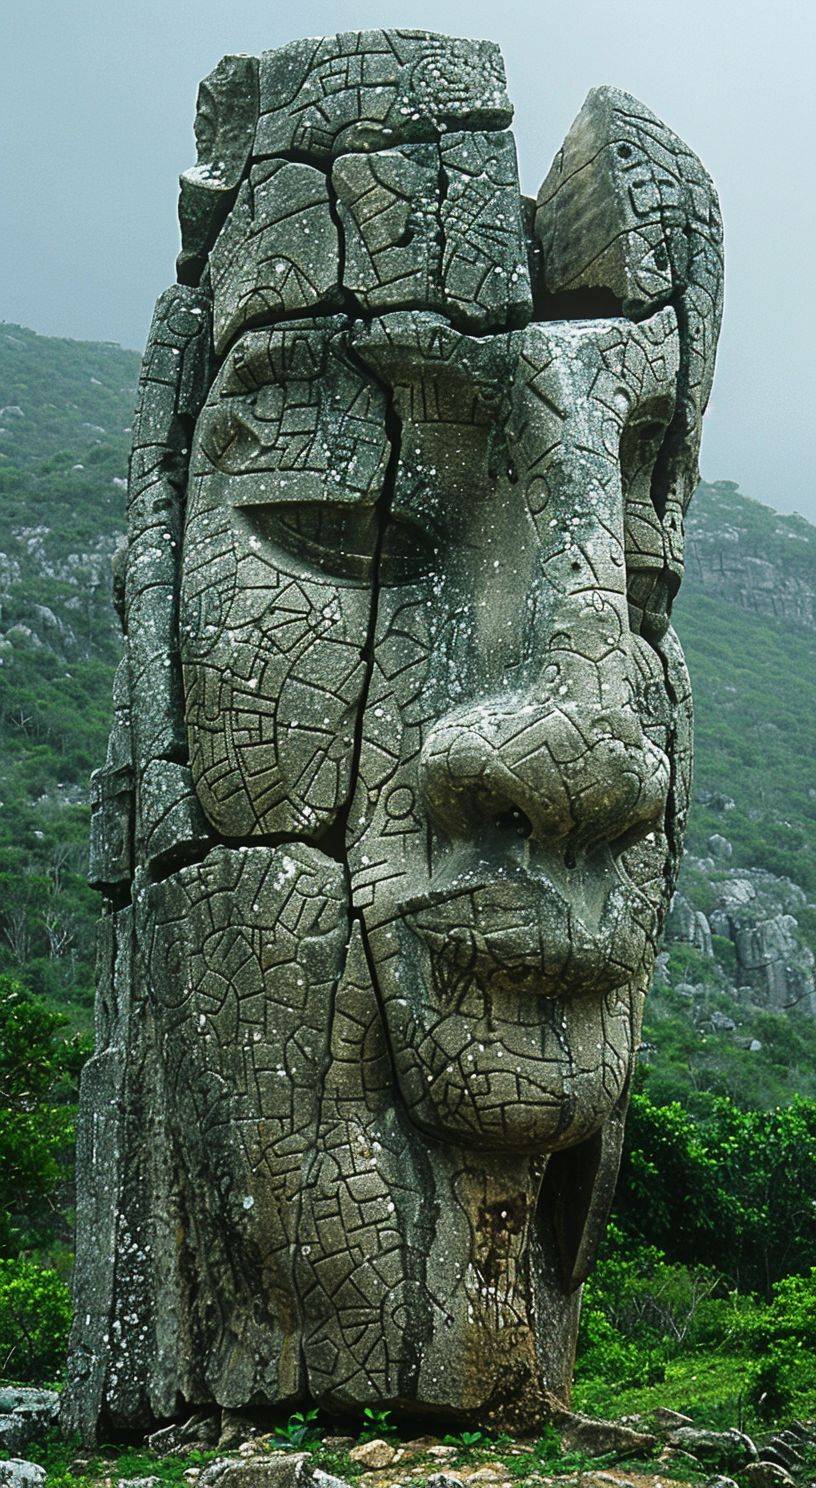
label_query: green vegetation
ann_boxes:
[643,948,816,1111]
[0,324,137,1026]
[0,972,85,1380]
[271,1408,323,1449]
[360,1406,397,1440]
[28,1435,224,1488]
[575,1239,816,1428]
[23,1424,704,1488]
[0,974,87,1258]
[677,581,816,896]
[0,1257,72,1384]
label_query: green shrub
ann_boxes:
[0,975,87,1256]
[747,1268,816,1418]
[614,1093,816,1294]
[0,1256,71,1382]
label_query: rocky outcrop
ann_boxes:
[0,526,120,663]
[665,845,816,1019]
[0,1391,59,1458]
[686,481,816,632]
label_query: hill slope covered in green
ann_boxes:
[0,325,136,1016]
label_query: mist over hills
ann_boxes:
[1,320,814,1112]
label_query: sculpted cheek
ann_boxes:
[179,320,390,839]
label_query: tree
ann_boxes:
[614,1092,816,1295]
[0,974,88,1256]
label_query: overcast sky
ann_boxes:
[2,0,814,518]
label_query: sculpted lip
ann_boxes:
[399,865,562,920]
[400,869,567,977]
[396,855,643,993]
[397,849,612,923]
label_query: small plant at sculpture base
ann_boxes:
[359,1407,397,1442]
[271,1408,323,1450]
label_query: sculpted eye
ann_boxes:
[239,501,438,583]
[619,410,678,639]
[380,512,440,583]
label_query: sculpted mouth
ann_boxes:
[398,855,634,994]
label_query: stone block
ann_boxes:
[256,31,511,162]
[211,161,341,353]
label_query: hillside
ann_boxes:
[649,484,816,1110]
[0,321,814,1111]
[0,324,136,1017]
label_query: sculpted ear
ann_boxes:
[535,85,723,516]
[539,1080,631,1291]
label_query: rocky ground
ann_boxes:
[664,833,816,1020]
[3,1393,816,1488]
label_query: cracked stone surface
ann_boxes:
[65,29,723,1442]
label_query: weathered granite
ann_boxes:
[0,1389,59,1456]
[66,30,723,1439]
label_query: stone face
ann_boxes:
[535,86,724,527]
[180,319,389,840]
[68,30,723,1441]
[178,54,260,285]
[334,131,532,328]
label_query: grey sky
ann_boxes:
[2,0,814,518]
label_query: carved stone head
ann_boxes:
[67,32,722,1441]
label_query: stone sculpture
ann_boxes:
[65,31,723,1440]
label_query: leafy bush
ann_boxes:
[0,974,88,1256]
[576,1224,723,1405]
[614,1093,816,1295]
[0,1256,71,1382]
[747,1268,816,1418]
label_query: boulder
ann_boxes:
[0,1389,59,1456]
[219,1412,258,1450]
[743,1465,795,1488]
[659,1446,703,1469]
[0,1464,46,1488]
[759,1443,803,1472]
[180,1411,221,1445]
[553,1408,656,1457]
[348,1440,396,1469]
[313,1472,353,1488]
[199,1455,348,1488]
[668,1427,757,1469]
[148,1414,220,1455]
[148,1423,188,1454]
[403,1438,442,1453]
[667,894,714,957]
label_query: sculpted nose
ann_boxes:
[418,692,669,851]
